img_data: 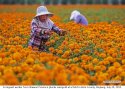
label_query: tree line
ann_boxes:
[0,0,125,5]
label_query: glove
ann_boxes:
[59,30,67,36]
[40,29,52,35]
[45,30,53,35]
[40,30,45,35]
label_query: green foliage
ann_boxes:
[51,79,57,85]
[34,80,43,85]
[44,63,53,70]
[0,0,125,4]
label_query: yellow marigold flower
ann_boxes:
[0,57,2,64]
[0,79,5,85]
[122,60,125,65]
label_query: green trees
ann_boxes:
[0,0,124,5]
[0,0,41,4]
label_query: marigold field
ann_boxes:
[0,5,125,85]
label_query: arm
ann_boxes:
[31,20,45,36]
[51,24,61,35]
[51,24,67,36]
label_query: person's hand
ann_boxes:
[44,30,52,35]
[59,29,67,36]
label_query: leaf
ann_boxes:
[51,79,56,85]
[89,71,95,76]
[34,80,43,85]
[44,63,53,70]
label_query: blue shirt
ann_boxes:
[75,15,88,26]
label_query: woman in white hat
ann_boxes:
[70,10,88,26]
[29,6,66,51]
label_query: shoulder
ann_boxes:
[79,14,87,20]
[77,14,86,19]
[77,15,82,18]
[74,15,82,21]
[31,18,40,25]
[31,18,39,27]
[75,15,82,21]
[48,19,54,24]
[31,18,38,23]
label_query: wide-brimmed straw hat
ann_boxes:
[35,6,53,17]
[70,10,80,20]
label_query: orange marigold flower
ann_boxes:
[50,39,55,44]
[49,47,55,53]
[69,44,75,50]
[73,49,80,54]
[26,57,34,65]
[57,49,63,54]
[92,58,99,64]
[3,73,19,85]
[106,56,115,63]
[81,55,91,62]
[113,62,121,68]
[55,72,69,85]
[62,51,70,58]
[12,52,21,61]
[94,66,102,72]
[21,80,33,85]
[73,57,80,62]
[100,53,106,58]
